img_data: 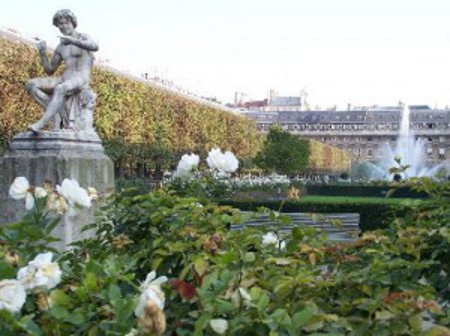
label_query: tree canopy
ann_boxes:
[254,125,311,175]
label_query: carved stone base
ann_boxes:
[0,131,114,249]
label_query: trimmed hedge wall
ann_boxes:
[304,185,429,199]
[0,35,260,169]
[217,198,413,232]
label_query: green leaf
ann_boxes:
[194,313,211,336]
[65,309,86,325]
[108,283,121,302]
[243,252,256,263]
[426,326,450,336]
[408,313,422,332]
[115,297,135,321]
[84,272,98,291]
[49,306,70,319]
[292,307,315,329]
[214,299,235,314]
[19,314,43,336]
[375,310,395,320]
[0,263,16,279]
[44,217,60,235]
[49,289,71,307]
[194,258,209,276]
[220,251,238,264]
[292,227,304,241]
[270,308,292,327]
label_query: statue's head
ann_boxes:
[52,9,78,29]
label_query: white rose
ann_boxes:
[57,179,91,208]
[9,177,30,200]
[238,287,252,301]
[17,252,62,292]
[124,329,139,336]
[34,187,48,199]
[262,232,286,249]
[0,279,26,313]
[173,153,200,179]
[9,177,35,210]
[206,148,239,173]
[135,271,168,317]
[88,187,98,200]
[210,318,229,334]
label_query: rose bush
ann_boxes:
[0,176,449,335]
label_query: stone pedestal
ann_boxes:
[0,130,114,249]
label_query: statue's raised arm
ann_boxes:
[37,40,62,75]
[26,9,98,133]
[58,33,98,52]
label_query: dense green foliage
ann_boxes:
[254,126,311,175]
[0,177,449,335]
[304,184,429,199]
[0,36,260,177]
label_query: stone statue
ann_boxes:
[26,9,98,133]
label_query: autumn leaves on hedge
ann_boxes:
[0,36,259,162]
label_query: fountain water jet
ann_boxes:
[368,103,449,180]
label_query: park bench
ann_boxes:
[230,212,361,242]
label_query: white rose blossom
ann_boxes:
[173,153,200,179]
[124,329,139,336]
[0,279,26,313]
[238,287,252,301]
[206,148,239,173]
[8,177,44,210]
[262,232,286,250]
[56,179,92,209]
[17,252,62,292]
[34,187,48,199]
[210,318,229,334]
[135,271,168,317]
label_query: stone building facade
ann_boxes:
[241,105,450,166]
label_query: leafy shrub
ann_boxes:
[0,178,450,335]
[303,184,429,199]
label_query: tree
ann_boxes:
[254,125,311,175]
[147,122,175,180]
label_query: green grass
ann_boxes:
[296,195,425,205]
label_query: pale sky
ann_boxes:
[1,0,450,109]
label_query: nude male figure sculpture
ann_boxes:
[26,9,98,133]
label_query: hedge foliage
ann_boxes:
[308,139,352,173]
[305,184,429,199]
[0,36,260,171]
[217,197,416,232]
[0,35,355,177]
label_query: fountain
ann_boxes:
[368,103,449,180]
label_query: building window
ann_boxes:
[427,148,433,157]
[367,137,373,142]
[367,149,373,158]
[439,136,446,143]
[439,148,445,159]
